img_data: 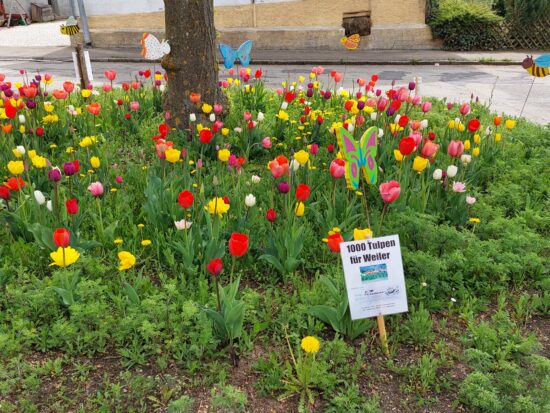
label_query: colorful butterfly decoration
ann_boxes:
[60,16,80,36]
[218,40,253,69]
[522,54,550,78]
[336,126,378,189]
[141,33,171,60]
[340,34,361,50]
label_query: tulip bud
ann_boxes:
[245,194,256,207]
[34,190,46,205]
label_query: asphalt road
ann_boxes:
[1,60,548,124]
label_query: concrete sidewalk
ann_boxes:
[0,46,538,65]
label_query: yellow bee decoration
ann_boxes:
[60,16,80,36]
[522,54,550,78]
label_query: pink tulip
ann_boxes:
[410,120,421,131]
[421,140,439,158]
[411,95,421,105]
[0,73,5,82]
[102,83,112,92]
[262,137,272,149]
[131,81,140,90]
[115,176,123,184]
[228,68,235,76]
[459,103,470,115]
[44,73,52,82]
[421,101,432,113]
[409,131,423,147]
[129,101,140,111]
[447,140,465,158]
[396,87,408,102]
[214,104,223,114]
[379,181,401,203]
[334,72,343,83]
[104,70,117,81]
[357,78,366,87]
[452,181,466,193]
[329,159,345,179]
[243,111,252,121]
[87,181,104,197]
[276,88,283,95]
[310,143,319,155]
[377,98,388,112]
[366,98,376,108]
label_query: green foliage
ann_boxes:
[401,304,435,348]
[167,395,194,413]
[430,0,503,50]
[309,275,374,340]
[210,384,248,413]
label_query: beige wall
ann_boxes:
[88,0,412,31]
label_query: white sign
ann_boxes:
[340,235,408,320]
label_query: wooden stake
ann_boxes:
[75,43,90,90]
[377,314,389,356]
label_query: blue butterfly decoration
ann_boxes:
[218,40,253,69]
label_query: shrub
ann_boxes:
[430,0,503,50]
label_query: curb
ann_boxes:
[0,57,522,65]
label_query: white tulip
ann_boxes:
[447,165,458,178]
[420,119,429,129]
[245,194,256,207]
[378,128,384,138]
[461,154,472,164]
[281,101,288,110]
[34,190,46,205]
[257,112,265,122]
[15,145,25,156]
[466,196,476,205]
[189,113,196,122]
[394,114,401,124]
[290,159,300,171]
[174,219,192,230]
[348,123,355,133]
[251,175,261,184]
[433,168,443,180]
[46,200,53,211]
[159,84,165,92]
[370,112,378,121]
[19,114,26,124]
[209,113,216,122]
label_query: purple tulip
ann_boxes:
[48,168,62,182]
[278,181,290,194]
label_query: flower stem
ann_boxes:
[377,203,388,235]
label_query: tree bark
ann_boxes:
[162,0,225,129]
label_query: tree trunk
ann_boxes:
[162,0,225,129]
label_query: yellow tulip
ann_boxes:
[494,133,502,142]
[457,123,465,132]
[354,228,373,241]
[165,148,181,164]
[472,147,480,157]
[293,150,309,166]
[81,89,91,98]
[505,119,516,129]
[7,160,24,175]
[393,149,404,162]
[31,156,47,169]
[448,120,455,129]
[44,102,55,113]
[474,134,481,144]
[295,202,305,217]
[201,103,213,114]
[19,125,25,134]
[464,140,471,150]
[205,197,230,217]
[412,156,429,173]
[218,149,230,162]
[118,251,136,271]
[221,128,229,136]
[277,110,289,121]
[90,156,100,169]
[79,136,97,148]
[50,246,80,267]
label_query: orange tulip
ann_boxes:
[53,89,68,100]
[1,124,13,134]
[189,92,201,104]
[493,116,503,126]
[86,102,101,116]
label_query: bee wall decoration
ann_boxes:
[522,54,550,78]
[60,16,80,36]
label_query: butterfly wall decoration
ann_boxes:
[218,40,253,69]
[141,33,171,60]
[341,34,361,50]
[336,126,378,189]
[522,54,550,78]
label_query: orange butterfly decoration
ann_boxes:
[341,34,361,50]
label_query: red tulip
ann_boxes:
[35,127,44,137]
[266,208,277,222]
[177,190,194,209]
[53,228,70,248]
[5,177,25,191]
[66,198,78,215]
[104,69,117,81]
[295,184,311,202]
[0,185,10,201]
[398,115,409,128]
[5,102,16,119]
[467,119,480,133]
[379,180,401,203]
[52,89,68,100]
[207,258,223,276]
[398,137,416,156]
[63,81,75,93]
[228,232,249,257]
[199,129,213,144]
[327,233,344,252]
[493,116,503,126]
[189,92,201,104]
